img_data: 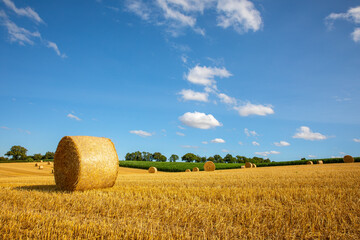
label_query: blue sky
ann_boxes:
[0,0,359,161]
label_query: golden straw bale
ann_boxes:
[35,163,38,167]
[148,167,157,173]
[204,161,215,171]
[343,155,354,163]
[40,160,43,163]
[192,167,199,172]
[48,162,51,165]
[318,161,323,164]
[241,165,245,169]
[185,169,191,172]
[54,136,119,191]
[253,164,257,168]
[307,161,313,165]
[245,162,252,168]
[39,166,43,170]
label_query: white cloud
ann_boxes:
[217,92,236,105]
[211,138,225,143]
[157,0,196,27]
[0,11,41,45]
[202,141,208,144]
[244,128,258,137]
[178,125,185,129]
[252,141,259,146]
[308,155,316,158]
[2,0,43,23]
[274,141,290,147]
[216,0,262,33]
[176,132,185,136]
[221,149,229,152]
[181,145,199,149]
[235,102,274,116]
[67,113,81,121]
[1,126,10,130]
[238,141,243,145]
[179,111,222,129]
[186,65,232,86]
[331,156,342,158]
[352,28,360,42]
[354,138,360,143]
[181,55,187,63]
[46,41,67,58]
[255,150,280,157]
[293,126,327,141]
[130,130,153,137]
[179,89,208,102]
[125,0,151,20]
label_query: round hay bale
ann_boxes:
[253,164,257,168]
[35,163,38,167]
[307,161,313,165]
[48,161,51,165]
[343,155,354,163]
[54,136,119,191]
[245,162,252,168]
[192,167,199,172]
[204,161,215,171]
[39,166,43,170]
[241,165,245,169]
[185,169,191,172]
[40,160,43,163]
[318,160,323,164]
[148,167,157,173]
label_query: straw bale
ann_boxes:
[39,166,43,170]
[40,160,43,163]
[307,161,313,165]
[318,161,323,164]
[241,165,245,169]
[204,161,215,171]
[185,169,191,172]
[253,164,257,168]
[35,163,38,167]
[54,136,119,191]
[148,167,157,173]
[192,167,199,172]
[343,155,354,163]
[48,162,51,165]
[245,162,252,168]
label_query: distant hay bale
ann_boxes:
[39,166,43,170]
[185,169,191,172]
[192,167,199,172]
[307,161,313,165]
[344,155,354,163]
[253,164,257,168]
[148,167,157,173]
[204,161,215,171]
[54,136,119,191]
[241,165,245,169]
[245,162,252,168]
[318,161,323,164]
[40,160,43,163]
[35,163,38,167]
[48,162,51,165]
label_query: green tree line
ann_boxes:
[0,145,54,162]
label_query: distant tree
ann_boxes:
[194,155,201,163]
[301,158,306,160]
[207,156,215,162]
[33,153,43,161]
[0,157,9,161]
[44,151,55,159]
[224,154,234,163]
[182,153,197,162]
[213,154,223,163]
[200,157,207,163]
[142,152,152,161]
[153,152,164,162]
[236,155,246,163]
[169,154,179,162]
[159,154,167,162]
[5,145,27,160]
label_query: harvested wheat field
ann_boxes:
[0,163,359,239]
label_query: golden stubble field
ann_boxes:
[0,162,359,239]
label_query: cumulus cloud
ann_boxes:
[125,0,151,20]
[217,92,236,105]
[211,138,225,143]
[186,65,232,86]
[308,155,316,158]
[325,6,360,43]
[216,0,262,33]
[292,126,327,141]
[179,111,222,129]
[176,132,185,136]
[221,149,229,152]
[353,138,360,143]
[181,145,199,149]
[179,89,209,102]
[244,128,258,137]
[255,151,280,157]
[252,141,259,146]
[130,130,153,137]
[0,126,10,130]
[2,0,43,23]
[202,141,208,144]
[46,41,67,58]
[238,141,243,145]
[157,0,197,27]
[234,102,274,116]
[67,113,81,121]
[274,141,290,147]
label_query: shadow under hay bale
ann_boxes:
[15,185,58,193]
[192,167,199,172]
[344,155,354,163]
[148,167,157,173]
[204,161,215,171]
[54,136,119,191]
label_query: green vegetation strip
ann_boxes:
[119,161,244,172]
